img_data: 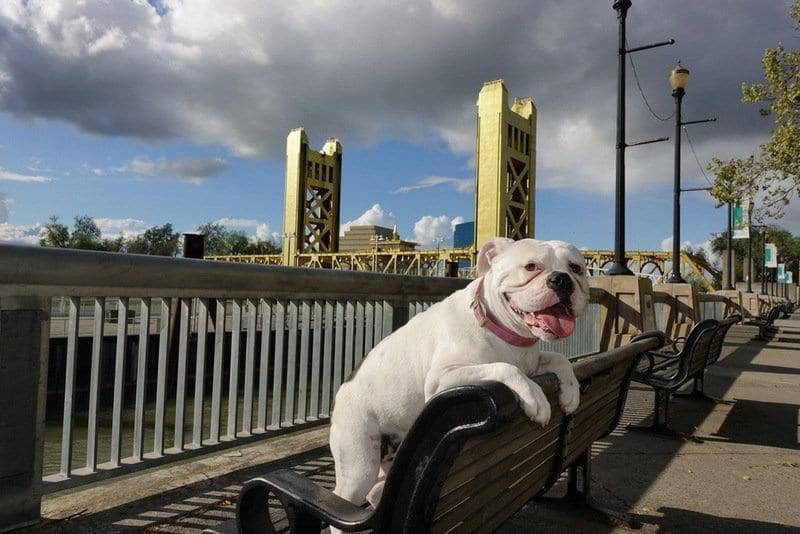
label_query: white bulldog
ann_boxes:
[329,237,589,511]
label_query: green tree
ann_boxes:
[69,215,104,250]
[127,223,179,256]
[197,222,280,255]
[39,216,70,247]
[711,224,800,282]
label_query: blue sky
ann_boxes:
[0,110,725,251]
[0,0,793,257]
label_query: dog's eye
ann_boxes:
[569,263,583,275]
[524,262,539,272]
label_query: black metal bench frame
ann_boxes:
[206,332,664,534]
[628,319,719,440]
[675,315,740,404]
[743,305,781,340]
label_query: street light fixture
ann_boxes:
[667,63,689,283]
[747,199,755,293]
[370,234,385,272]
[608,0,674,276]
[665,61,717,284]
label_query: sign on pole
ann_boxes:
[764,243,778,268]
[787,271,793,285]
[732,204,749,239]
[777,263,785,282]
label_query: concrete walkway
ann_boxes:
[26,317,800,533]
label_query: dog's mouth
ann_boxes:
[508,299,576,339]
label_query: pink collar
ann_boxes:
[471,277,538,348]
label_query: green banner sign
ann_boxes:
[764,243,778,268]
[732,204,749,239]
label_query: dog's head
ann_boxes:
[477,238,589,342]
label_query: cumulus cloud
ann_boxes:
[393,176,473,195]
[116,156,228,184]
[0,0,789,196]
[340,204,397,235]
[0,193,9,223]
[413,214,465,247]
[213,217,279,243]
[93,217,149,239]
[661,236,719,268]
[0,168,52,182]
[0,222,43,245]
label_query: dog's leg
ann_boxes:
[536,351,580,414]
[366,458,392,507]
[330,398,381,508]
[427,362,551,426]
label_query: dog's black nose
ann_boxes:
[546,271,574,300]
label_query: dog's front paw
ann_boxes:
[519,381,551,427]
[559,379,580,414]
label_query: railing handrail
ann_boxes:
[0,244,469,299]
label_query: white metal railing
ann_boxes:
[0,243,603,506]
[0,245,466,495]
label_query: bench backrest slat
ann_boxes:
[426,349,635,534]
[705,315,740,367]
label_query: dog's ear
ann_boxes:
[476,237,514,276]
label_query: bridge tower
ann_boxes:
[474,79,537,250]
[282,128,343,266]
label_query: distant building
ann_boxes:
[339,225,417,252]
[453,221,475,249]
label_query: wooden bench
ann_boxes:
[628,319,719,440]
[743,305,781,340]
[206,331,664,534]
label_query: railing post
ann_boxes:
[0,296,49,530]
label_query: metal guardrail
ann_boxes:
[0,245,466,494]
[0,244,602,501]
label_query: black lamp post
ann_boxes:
[761,228,768,295]
[607,0,673,276]
[725,203,734,290]
[746,202,758,293]
[667,63,689,283]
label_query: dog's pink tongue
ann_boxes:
[534,303,576,338]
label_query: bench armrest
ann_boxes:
[237,469,374,532]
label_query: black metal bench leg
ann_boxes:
[627,389,703,443]
[537,453,641,529]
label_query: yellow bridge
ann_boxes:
[208,249,719,290]
[208,79,720,291]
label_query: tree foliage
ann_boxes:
[39,216,70,248]
[127,224,179,256]
[38,216,280,257]
[709,0,800,218]
[197,222,280,255]
[710,224,800,279]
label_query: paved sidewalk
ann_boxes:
[27,317,800,533]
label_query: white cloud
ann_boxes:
[94,217,149,239]
[0,0,790,200]
[413,214,464,247]
[0,168,52,182]
[116,156,227,184]
[213,217,279,243]
[0,222,43,245]
[340,204,397,236]
[393,175,473,195]
[0,193,10,223]
[661,236,720,269]
[91,168,106,176]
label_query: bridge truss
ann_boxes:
[208,248,719,289]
